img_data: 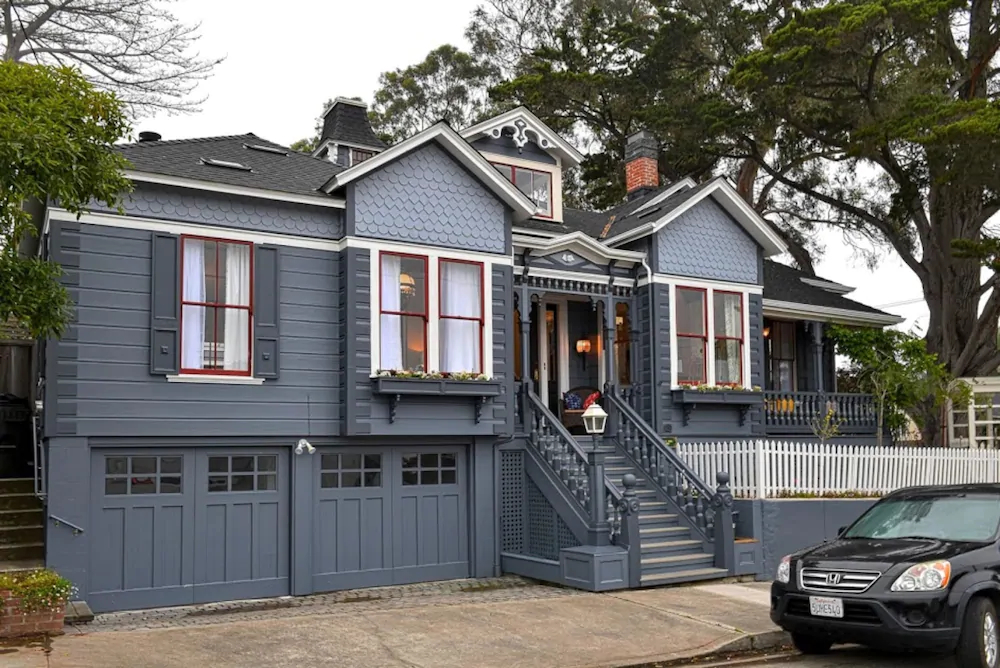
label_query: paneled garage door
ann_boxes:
[312,446,469,591]
[88,448,289,612]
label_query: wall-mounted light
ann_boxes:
[576,339,591,371]
[762,326,771,339]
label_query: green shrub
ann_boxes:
[0,569,75,613]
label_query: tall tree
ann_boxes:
[369,44,499,144]
[0,61,131,338]
[731,0,1000,442]
[0,0,221,114]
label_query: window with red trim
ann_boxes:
[439,259,484,373]
[180,237,253,375]
[379,252,428,371]
[492,162,552,218]
[676,287,707,385]
[714,292,744,386]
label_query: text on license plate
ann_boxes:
[809,596,844,618]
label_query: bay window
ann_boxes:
[493,163,552,218]
[714,292,743,386]
[380,253,428,372]
[378,252,486,374]
[180,236,252,375]
[439,260,484,373]
[676,287,707,384]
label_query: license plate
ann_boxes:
[809,596,844,618]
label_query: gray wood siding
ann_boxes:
[351,143,508,254]
[656,199,759,284]
[87,183,344,239]
[54,222,342,438]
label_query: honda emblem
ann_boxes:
[826,572,843,586]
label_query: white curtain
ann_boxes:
[223,244,251,371]
[181,240,206,370]
[715,294,742,383]
[440,262,481,372]
[380,255,403,370]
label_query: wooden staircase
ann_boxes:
[605,453,728,586]
[0,478,44,572]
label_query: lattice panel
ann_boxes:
[526,477,558,561]
[500,450,525,554]
[556,514,578,550]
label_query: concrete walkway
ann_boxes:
[1,579,781,668]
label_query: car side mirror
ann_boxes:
[837,526,847,537]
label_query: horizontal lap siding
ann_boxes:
[65,223,342,438]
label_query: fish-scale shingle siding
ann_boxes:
[656,199,758,284]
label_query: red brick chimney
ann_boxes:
[625,130,659,200]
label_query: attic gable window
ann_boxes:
[493,163,552,218]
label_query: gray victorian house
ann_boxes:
[0,99,900,612]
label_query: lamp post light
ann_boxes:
[582,402,608,450]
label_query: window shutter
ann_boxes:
[253,244,280,378]
[150,233,180,375]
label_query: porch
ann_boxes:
[761,318,877,438]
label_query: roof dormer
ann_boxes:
[462,107,583,223]
[313,97,387,168]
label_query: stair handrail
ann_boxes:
[607,390,716,541]
[524,387,594,516]
[604,475,624,543]
[49,514,84,535]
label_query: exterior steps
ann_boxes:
[0,479,44,566]
[607,452,726,586]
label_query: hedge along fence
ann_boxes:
[676,440,1000,499]
[0,569,75,638]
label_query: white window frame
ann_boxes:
[370,243,496,375]
[667,278,753,389]
[948,377,1000,449]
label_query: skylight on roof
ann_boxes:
[200,158,252,171]
[243,143,288,156]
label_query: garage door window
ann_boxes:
[104,455,183,495]
[208,455,277,492]
[401,453,457,486]
[320,453,382,488]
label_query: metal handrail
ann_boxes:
[49,514,84,535]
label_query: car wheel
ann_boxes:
[791,632,833,655]
[957,597,1000,668]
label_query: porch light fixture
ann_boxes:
[576,338,591,371]
[763,326,771,338]
[581,402,608,436]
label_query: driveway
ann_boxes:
[1,579,782,668]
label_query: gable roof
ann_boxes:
[763,260,903,326]
[322,121,537,221]
[603,177,787,256]
[319,98,387,150]
[118,134,344,203]
[513,230,646,266]
[460,107,585,168]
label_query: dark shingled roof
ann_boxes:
[119,134,344,198]
[321,100,387,149]
[763,260,895,318]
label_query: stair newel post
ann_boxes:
[712,471,736,573]
[620,473,642,588]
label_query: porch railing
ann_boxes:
[764,391,877,434]
[608,390,716,541]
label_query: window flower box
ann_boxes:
[371,375,503,423]
[672,388,763,427]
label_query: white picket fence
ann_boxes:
[676,440,1000,498]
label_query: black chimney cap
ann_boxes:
[138,131,162,143]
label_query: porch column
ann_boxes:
[809,321,825,392]
[604,296,616,395]
[519,285,532,427]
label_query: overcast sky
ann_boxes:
[146,0,927,329]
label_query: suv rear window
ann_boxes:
[844,494,1000,542]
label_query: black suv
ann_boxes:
[771,485,1000,668]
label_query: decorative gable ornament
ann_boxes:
[489,119,553,154]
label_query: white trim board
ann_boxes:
[517,265,634,290]
[46,208,514,265]
[513,230,645,266]
[639,273,763,295]
[322,122,537,221]
[461,107,585,168]
[124,170,346,209]
[604,179,787,257]
[763,299,903,326]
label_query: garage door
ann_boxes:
[88,448,289,612]
[312,446,469,591]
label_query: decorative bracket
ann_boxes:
[488,118,553,153]
[389,394,401,423]
[739,405,751,427]
[681,403,694,427]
